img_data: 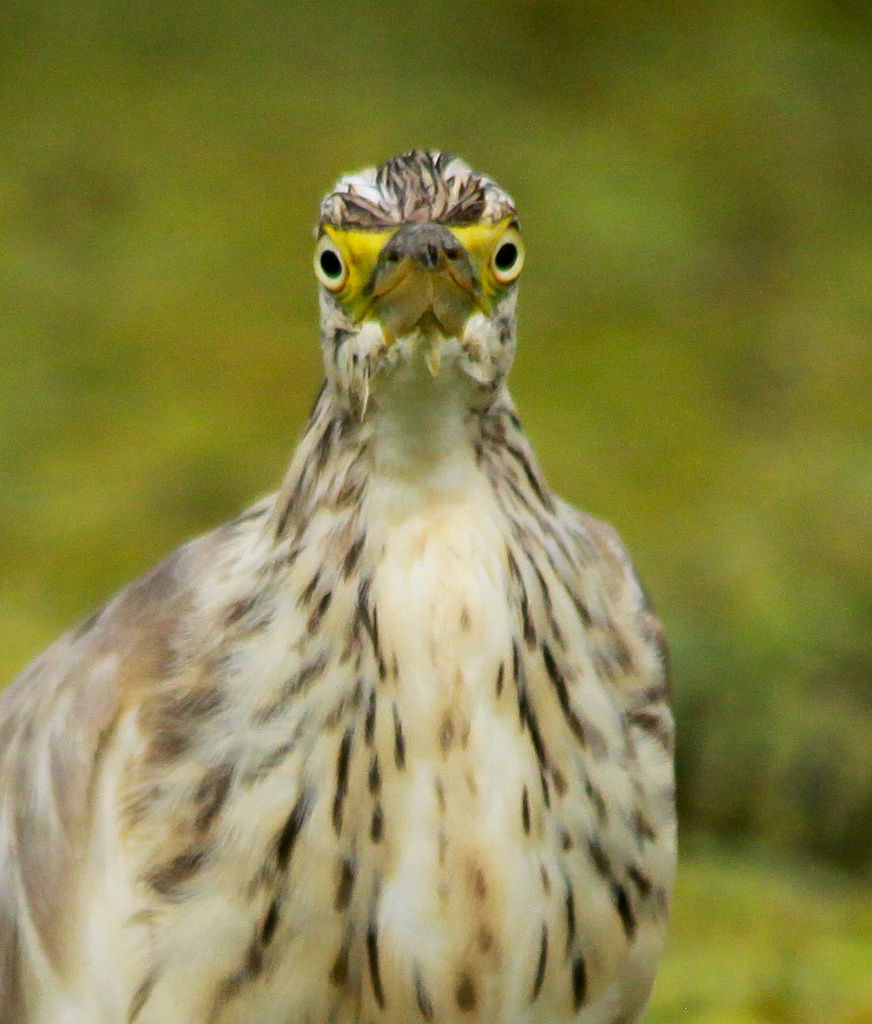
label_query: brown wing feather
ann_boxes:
[557,500,671,703]
[0,541,199,1019]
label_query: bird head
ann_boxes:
[314,151,524,413]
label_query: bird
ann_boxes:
[0,150,675,1024]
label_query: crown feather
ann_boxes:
[320,150,516,229]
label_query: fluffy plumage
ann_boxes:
[0,150,675,1024]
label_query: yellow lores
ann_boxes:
[314,217,525,338]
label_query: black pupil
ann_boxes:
[494,241,518,271]
[320,249,343,279]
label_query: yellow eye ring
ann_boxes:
[314,235,348,291]
[490,228,525,284]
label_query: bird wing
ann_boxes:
[553,496,675,846]
[0,533,210,1020]
[556,498,671,706]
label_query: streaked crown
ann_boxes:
[319,150,517,229]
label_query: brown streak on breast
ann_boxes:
[439,711,455,754]
[145,846,208,899]
[455,972,476,1012]
[468,862,487,900]
[193,763,233,833]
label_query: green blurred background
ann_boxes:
[2,0,871,1019]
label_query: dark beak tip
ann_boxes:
[422,242,439,270]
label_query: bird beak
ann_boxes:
[363,223,486,342]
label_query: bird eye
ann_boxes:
[490,228,525,283]
[314,236,348,291]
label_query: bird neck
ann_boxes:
[270,349,547,546]
[364,349,483,494]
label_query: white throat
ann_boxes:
[367,340,481,497]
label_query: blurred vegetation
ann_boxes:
[2,1,872,1014]
[650,847,872,1024]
